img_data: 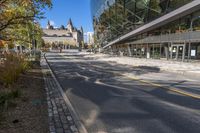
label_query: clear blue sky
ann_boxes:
[39,0,93,33]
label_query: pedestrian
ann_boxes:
[60,46,62,53]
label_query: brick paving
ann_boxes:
[41,57,79,133]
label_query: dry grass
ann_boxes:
[0,63,48,133]
[0,53,31,87]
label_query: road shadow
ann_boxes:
[46,53,200,133]
[47,54,200,110]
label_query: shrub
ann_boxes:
[26,50,42,61]
[18,54,31,73]
[0,53,30,87]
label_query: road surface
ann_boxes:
[45,51,200,133]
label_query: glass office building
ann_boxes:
[91,0,200,61]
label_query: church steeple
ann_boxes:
[68,18,73,25]
[47,20,51,29]
[47,20,54,29]
[81,26,83,34]
[67,18,73,32]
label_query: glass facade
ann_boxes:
[91,0,194,46]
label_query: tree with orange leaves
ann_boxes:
[0,0,52,47]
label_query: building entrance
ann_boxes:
[171,44,185,61]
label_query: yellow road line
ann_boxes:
[125,75,200,99]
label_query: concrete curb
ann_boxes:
[43,53,88,133]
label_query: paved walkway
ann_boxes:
[41,56,79,133]
[85,54,200,77]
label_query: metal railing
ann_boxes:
[130,31,200,44]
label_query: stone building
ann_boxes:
[42,19,84,49]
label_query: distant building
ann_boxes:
[86,32,94,45]
[84,32,94,49]
[42,19,84,49]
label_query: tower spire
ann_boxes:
[67,18,74,32]
[47,20,54,29]
[81,26,83,34]
[48,20,50,25]
[47,20,51,29]
[68,18,73,25]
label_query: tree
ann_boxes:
[0,0,52,48]
[1,21,43,48]
[0,0,52,32]
[93,33,99,48]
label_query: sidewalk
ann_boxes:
[41,56,79,133]
[85,54,200,77]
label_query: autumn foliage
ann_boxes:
[0,0,52,47]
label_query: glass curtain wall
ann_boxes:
[91,0,194,47]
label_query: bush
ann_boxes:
[0,53,30,87]
[26,50,42,61]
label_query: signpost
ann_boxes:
[191,50,196,57]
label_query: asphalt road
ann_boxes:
[46,51,200,133]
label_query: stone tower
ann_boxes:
[67,18,74,32]
[47,20,51,29]
[47,20,54,29]
[80,26,84,35]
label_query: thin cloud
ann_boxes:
[50,20,55,26]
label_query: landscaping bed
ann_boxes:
[0,61,49,133]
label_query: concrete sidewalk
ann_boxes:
[85,54,200,77]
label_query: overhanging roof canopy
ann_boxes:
[103,0,200,48]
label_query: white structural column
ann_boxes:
[182,42,186,62]
[147,44,150,59]
[127,45,132,56]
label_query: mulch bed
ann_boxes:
[0,62,49,133]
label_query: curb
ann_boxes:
[43,53,88,133]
